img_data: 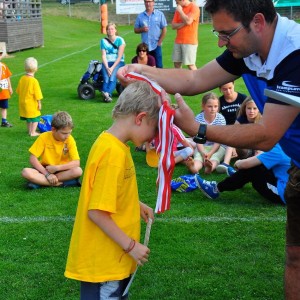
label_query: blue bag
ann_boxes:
[171,174,198,193]
[38,115,53,133]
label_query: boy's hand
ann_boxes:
[139,202,154,223]
[129,242,150,266]
[46,165,58,174]
[46,173,59,186]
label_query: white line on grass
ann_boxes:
[11,30,132,78]
[0,215,286,224]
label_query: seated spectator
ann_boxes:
[195,143,290,205]
[22,111,83,189]
[188,92,226,174]
[218,81,247,163]
[219,81,247,125]
[217,97,262,174]
[131,43,156,67]
[100,22,126,103]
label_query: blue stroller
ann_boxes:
[77,60,124,100]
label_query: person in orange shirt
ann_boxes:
[171,0,200,70]
[0,48,13,127]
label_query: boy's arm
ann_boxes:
[234,156,262,170]
[8,77,13,95]
[29,154,49,176]
[37,100,41,111]
[88,209,150,265]
[45,160,80,174]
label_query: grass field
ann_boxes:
[0,8,287,300]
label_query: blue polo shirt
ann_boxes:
[216,15,300,167]
[134,9,167,52]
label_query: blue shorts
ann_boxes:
[0,100,9,109]
[80,277,130,300]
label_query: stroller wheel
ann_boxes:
[78,83,96,100]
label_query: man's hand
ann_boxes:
[117,64,142,86]
[174,93,198,136]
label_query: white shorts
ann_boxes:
[172,43,198,66]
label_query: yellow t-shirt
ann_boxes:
[16,75,43,118]
[29,131,80,166]
[65,132,140,283]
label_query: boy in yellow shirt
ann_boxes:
[22,111,83,189]
[65,81,160,299]
[16,57,43,136]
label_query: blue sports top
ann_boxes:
[257,143,291,204]
[216,15,300,167]
[100,36,125,63]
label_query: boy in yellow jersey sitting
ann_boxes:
[22,111,83,189]
[64,81,159,299]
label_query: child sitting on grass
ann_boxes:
[22,111,82,189]
[16,57,43,136]
[64,81,159,299]
[217,97,262,175]
[188,92,226,174]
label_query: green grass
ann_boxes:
[0,11,286,300]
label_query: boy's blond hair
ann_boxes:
[112,81,160,120]
[51,111,74,130]
[25,57,38,73]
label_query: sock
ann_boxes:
[2,118,7,123]
[175,147,193,160]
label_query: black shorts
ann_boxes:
[285,164,300,246]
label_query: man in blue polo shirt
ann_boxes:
[134,0,167,68]
[118,0,300,298]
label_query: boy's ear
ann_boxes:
[135,112,147,125]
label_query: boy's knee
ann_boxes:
[21,168,31,179]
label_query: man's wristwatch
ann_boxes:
[193,124,207,144]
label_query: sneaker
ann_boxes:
[62,178,81,187]
[27,182,41,189]
[1,121,13,127]
[194,174,219,199]
[102,91,112,103]
[226,166,236,176]
[216,162,231,174]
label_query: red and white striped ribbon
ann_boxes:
[155,102,175,213]
[125,72,175,213]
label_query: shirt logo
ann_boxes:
[277,81,300,95]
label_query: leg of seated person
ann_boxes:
[187,159,203,174]
[217,166,258,192]
[251,165,283,204]
[22,168,53,186]
[55,167,83,182]
[223,147,233,165]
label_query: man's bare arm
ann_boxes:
[174,95,300,151]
